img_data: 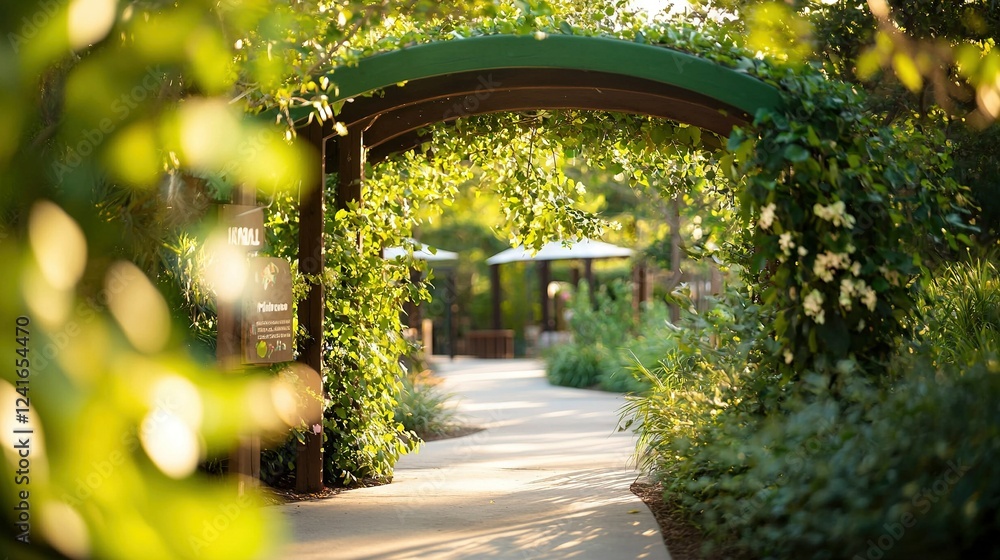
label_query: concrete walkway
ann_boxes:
[279,358,670,560]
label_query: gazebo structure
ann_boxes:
[485,238,636,332]
[384,238,460,262]
[384,238,459,357]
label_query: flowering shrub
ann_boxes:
[729,71,973,400]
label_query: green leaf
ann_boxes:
[805,126,821,148]
[892,52,923,93]
[727,130,747,153]
[783,144,810,163]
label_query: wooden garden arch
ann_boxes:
[293,34,781,491]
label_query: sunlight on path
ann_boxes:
[280,358,670,560]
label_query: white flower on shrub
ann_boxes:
[839,277,856,310]
[784,349,794,364]
[851,261,861,276]
[804,289,826,324]
[779,232,795,256]
[879,265,903,286]
[813,251,851,282]
[758,202,777,230]
[813,200,856,229]
[838,277,877,312]
[861,285,877,311]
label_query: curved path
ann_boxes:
[280,358,670,559]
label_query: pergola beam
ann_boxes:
[319,68,747,166]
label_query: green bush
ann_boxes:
[568,280,636,348]
[546,279,661,392]
[394,372,457,440]
[917,257,1000,366]
[624,260,1000,559]
[660,357,1000,560]
[545,342,609,388]
[620,279,762,475]
[598,362,649,393]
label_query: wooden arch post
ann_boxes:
[296,123,326,493]
[295,118,366,493]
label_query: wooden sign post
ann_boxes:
[217,190,266,493]
[243,257,294,364]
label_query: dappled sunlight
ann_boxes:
[21,263,73,330]
[442,368,549,383]
[201,231,249,305]
[105,261,172,354]
[140,408,201,479]
[458,400,546,412]
[536,409,580,418]
[283,468,661,560]
[28,200,87,291]
[39,500,90,559]
[282,359,663,558]
[67,0,116,50]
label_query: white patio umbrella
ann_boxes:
[485,238,633,265]
[384,238,459,262]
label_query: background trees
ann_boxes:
[685,0,1000,240]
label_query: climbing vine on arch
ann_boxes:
[363,38,972,404]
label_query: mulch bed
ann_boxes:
[261,477,387,505]
[630,481,740,560]
[421,424,484,442]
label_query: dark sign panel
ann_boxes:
[243,257,294,364]
[220,204,265,250]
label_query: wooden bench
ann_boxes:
[466,330,515,359]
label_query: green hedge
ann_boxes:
[623,259,1000,559]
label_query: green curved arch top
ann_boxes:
[322,34,781,116]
